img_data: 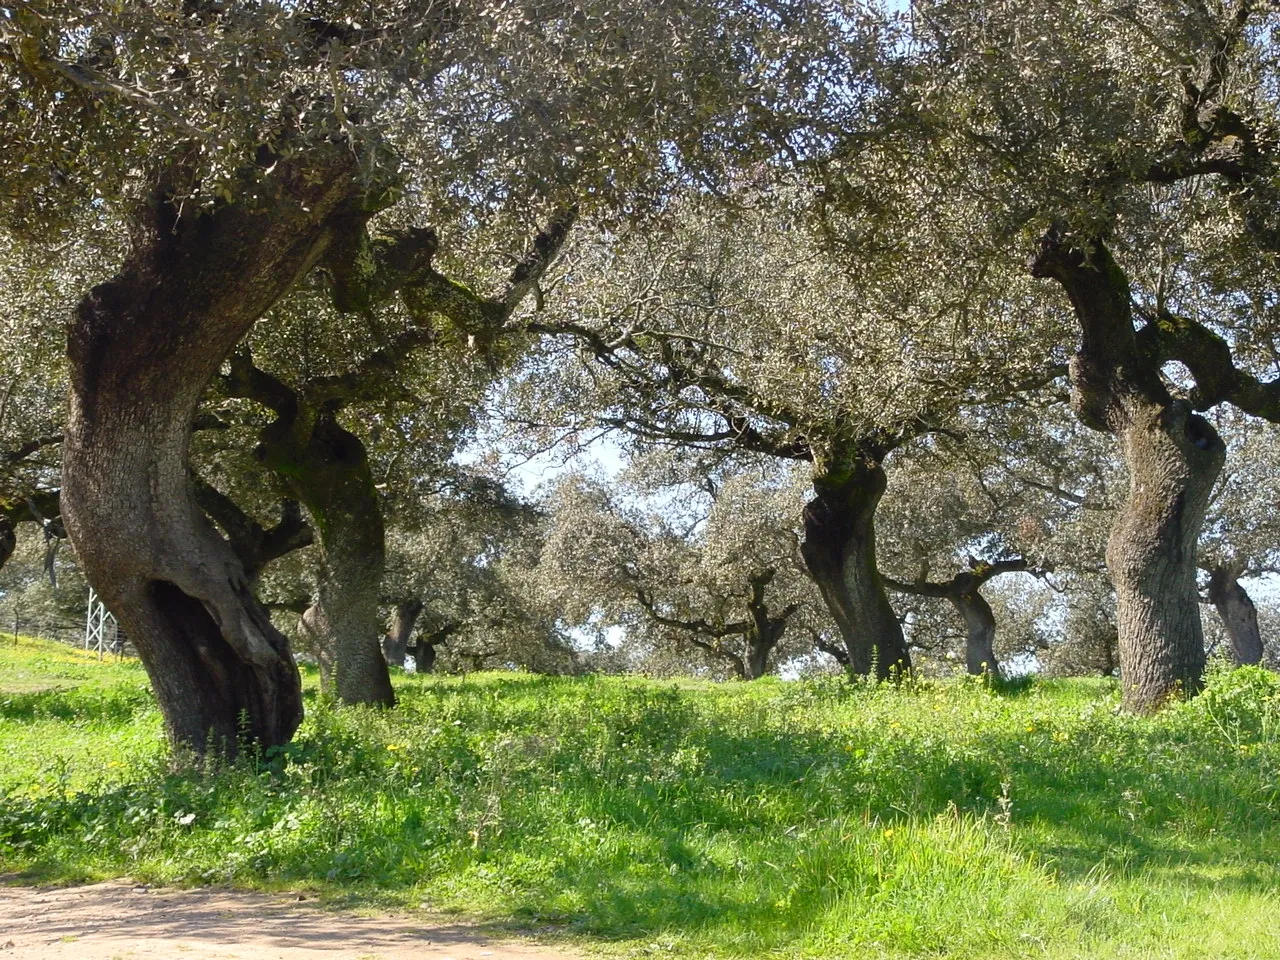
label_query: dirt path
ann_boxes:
[0,880,583,960]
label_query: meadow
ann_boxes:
[1,635,1279,959]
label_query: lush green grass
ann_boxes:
[2,636,1279,958]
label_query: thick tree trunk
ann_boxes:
[1106,403,1222,708]
[1031,232,1224,712]
[1207,564,1264,666]
[383,599,424,668]
[61,165,356,753]
[801,460,910,679]
[951,590,1002,680]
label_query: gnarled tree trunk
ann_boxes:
[1107,403,1223,706]
[801,459,910,679]
[1207,563,1264,666]
[62,162,357,753]
[1031,231,1225,711]
[383,599,425,668]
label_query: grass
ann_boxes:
[2,635,1279,958]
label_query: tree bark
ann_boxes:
[801,458,910,679]
[62,160,358,753]
[383,599,424,668]
[259,411,395,706]
[1106,403,1223,707]
[950,585,1002,680]
[1207,563,1264,666]
[1031,232,1225,711]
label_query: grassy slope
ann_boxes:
[2,636,1279,959]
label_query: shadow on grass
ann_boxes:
[0,686,153,723]
[3,674,1278,952]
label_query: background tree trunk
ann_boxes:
[383,599,425,668]
[950,587,1003,680]
[61,163,357,753]
[1208,564,1264,666]
[743,623,786,680]
[267,413,394,706]
[229,347,398,708]
[413,623,457,675]
[414,638,440,674]
[801,461,910,678]
[0,518,14,574]
[298,602,337,692]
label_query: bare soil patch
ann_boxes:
[0,880,582,960]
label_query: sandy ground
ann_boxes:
[0,880,582,960]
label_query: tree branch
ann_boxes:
[191,475,313,579]
[634,588,748,640]
[1,433,63,467]
[884,555,1050,598]
[1139,307,1280,420]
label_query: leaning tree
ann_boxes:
[0,0,858,752]
[859,0,1280,709]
